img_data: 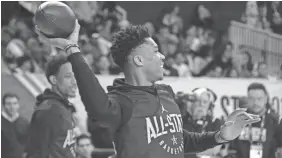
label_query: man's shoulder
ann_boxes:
[156,84,175,96]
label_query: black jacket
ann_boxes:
[2,115,29,158]
[26,89,76,158]
[68,52,222,158]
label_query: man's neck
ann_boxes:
[52,86,68,100]
[255,108,267,116]
[124,70,153,86]
[2,111,19,122]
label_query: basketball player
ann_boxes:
[36,20,260,158]
[26,55,77,158]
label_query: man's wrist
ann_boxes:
[65,46,80,56]
[215,131,229,143]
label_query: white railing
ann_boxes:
[229,21,282,73]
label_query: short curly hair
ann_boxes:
[110,25,150,69]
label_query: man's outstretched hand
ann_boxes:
[35,20,80,49]
[216,108,261,143]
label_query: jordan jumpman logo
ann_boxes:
[161,104,168,113]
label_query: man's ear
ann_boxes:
[133,55,144,67]
[49,75,57,85]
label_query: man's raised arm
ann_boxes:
[67,48,122,129]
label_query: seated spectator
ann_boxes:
[241,1,260,28]
[94,55,111,75]
[108,54,122,75]
[191,4,214,29]
[253,62,268,79]
[162,5,183,29]
[172,53,191,77]
[163,55,178,77]
[204,41,234,77]
[156,25,179,56]
[2,93,29,158]
[234,50,253,78]
[16,55,36,73]
[226,67,240,78]
[268,1,282,34]
[82,52,95,71]
[76,134,94,158]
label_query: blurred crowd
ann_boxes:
[1,1,282,79]
[241,1,282,34]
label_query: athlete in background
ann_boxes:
[26,55,78,158]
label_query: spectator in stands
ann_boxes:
[76,134,94,158]
[108,54,122,75]
[254,62,268,79]
[172,53,191,77]
[163,55,179,76]
[191,4,214,29]
[83,52,95,71]
[209,41,234,77]
[156,24,179,56]
[2,93,29,158]
[26,37,45,67]
[95,55,111,75]
[268,1,282,35]
[242,1,260,28]
[230,82,281,158]
[257,2,271,31]
[16,55,35,73]
[162,5,183,30]
[235,50,253,78]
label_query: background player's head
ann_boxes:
[45,55,77,98]
[247,82,268,115]
[110,25,165,84]
[76,134,94,158]
[2,93,20,117]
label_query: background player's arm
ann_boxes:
[183,129,223,153]
[67,49,122,130]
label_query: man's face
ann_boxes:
[258,63,268,77]
[3,97,20,117]
[134,38,165,82]
[76,138,94,158]
[55,62,77,98]
[248,89,267,114]
[192,106,207,120]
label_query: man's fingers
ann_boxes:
[231,108,247,117]
[246,118,261,124]
[240,112,253,120]
[74,20,81,33]
[248,114,260,119]
[221,121,234,129]
[35,26,49,43]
